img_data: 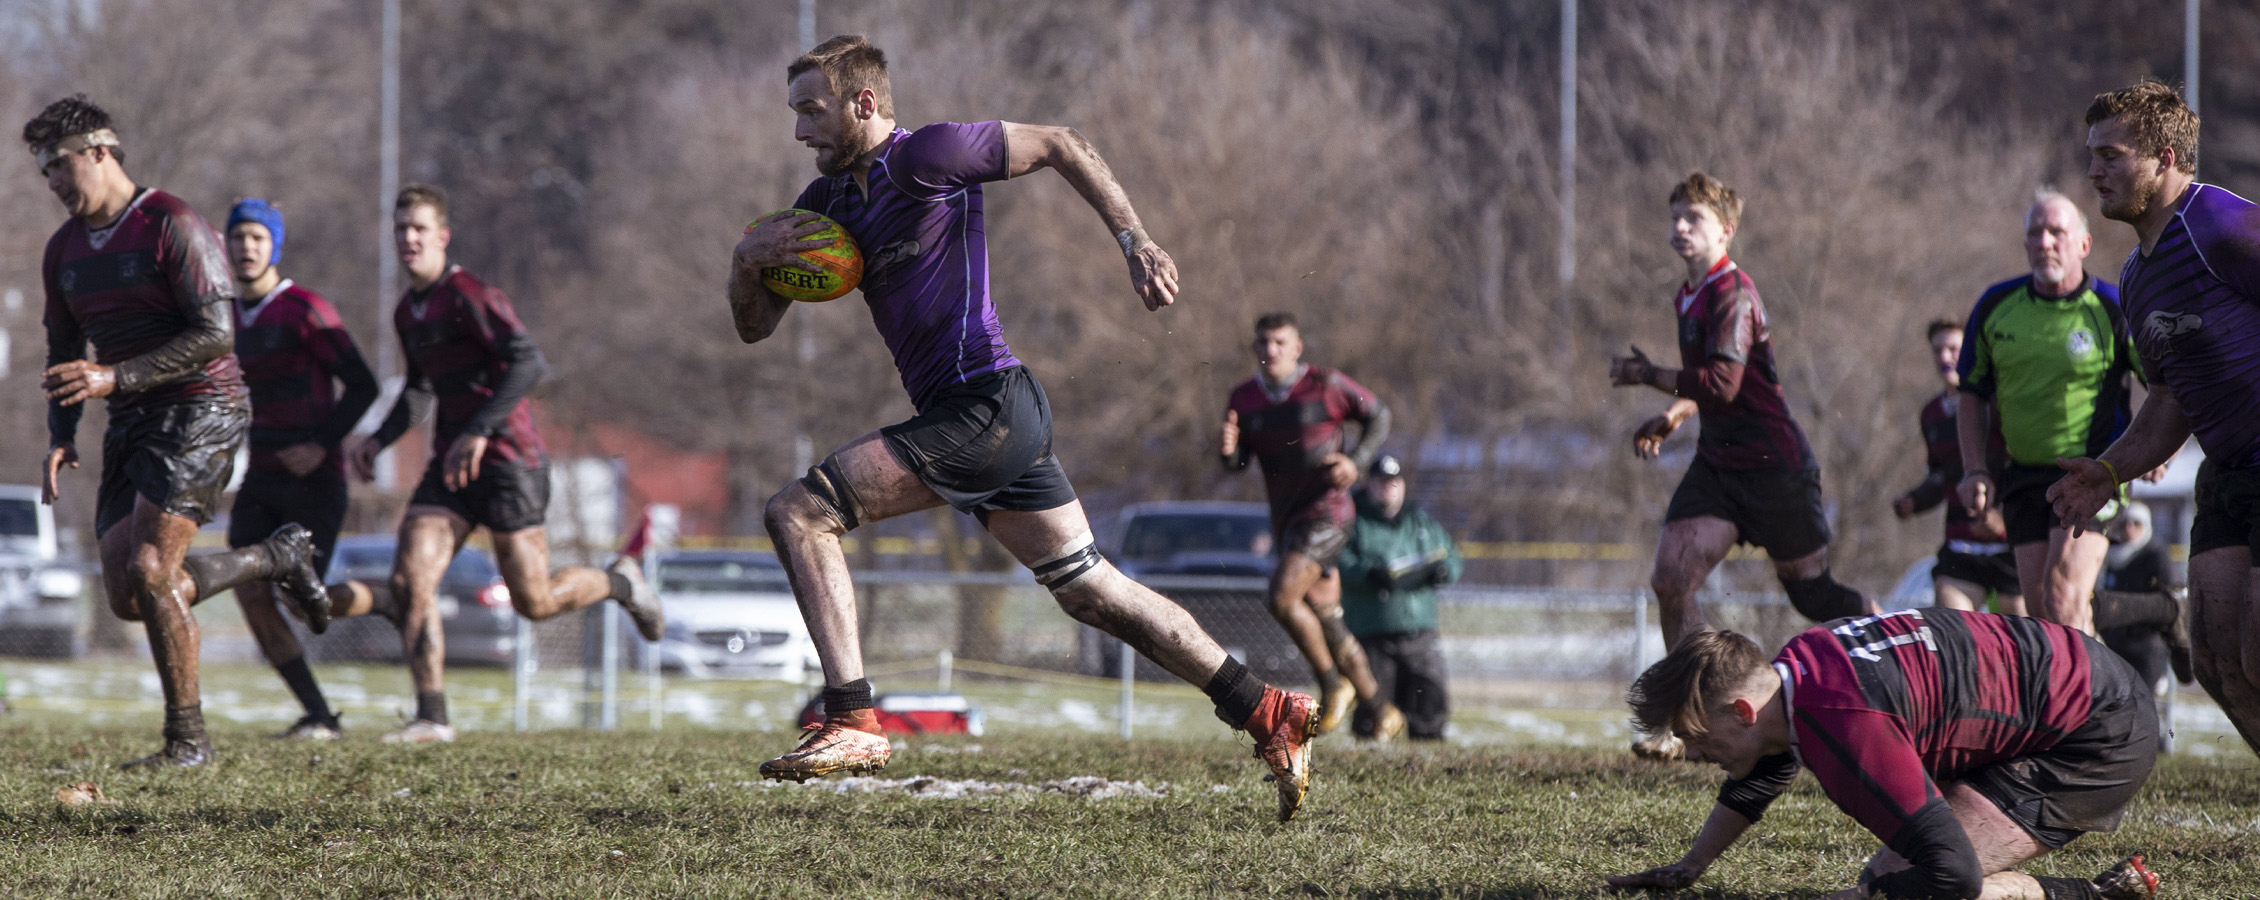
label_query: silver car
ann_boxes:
[636,549,818,681]
[0,484,86,658]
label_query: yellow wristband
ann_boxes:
[2096,457,2122,485]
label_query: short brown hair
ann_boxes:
[22,94,124,164]
[1626,630,1769,740]
[2085,81,2199,175]
[1669,171,1742,228]
[1926,318,1962,340]
[1254,311,1298,335]
[395,184,448,225]
[789,35,893,120]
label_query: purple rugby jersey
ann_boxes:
[792,121,1024,411]
[2117,183,2260,469]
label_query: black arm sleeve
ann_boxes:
[315,343,381,449]
[1869,798,1984,900]
[1346,401,1390,471]
[370,372,434,451]
[1714,751,1799,824]
[44,310,86,448]
[111,297,234,394]
[1221,448,1251,472]
[458,332,547,438]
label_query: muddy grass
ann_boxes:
[0,725,2254,898]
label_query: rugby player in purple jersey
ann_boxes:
[223,199,379,740]
[28,96,329,768]
[2051,81,2260,756]
[323,185,664,744]
[730,36,1320,820]
[1608,613,2160,899]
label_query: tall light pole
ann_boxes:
[375,0,401,489]
[793,0,817,475]
[1557,0,1577,322]
[2185,0,2200,115]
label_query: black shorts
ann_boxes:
[229,467,350,574]
[2190,457,2260,556]
[1278,515,1350,567]
[882,366,1077,520]
[96,400,249,536]
[1962,642,2158,849]
[409,456,551,533]
[1663,458,1831,560]
[1998,464,2109,546]
[1931,543,2020,596]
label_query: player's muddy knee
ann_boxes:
[772,461,863,537]
[1029,532,1104,598]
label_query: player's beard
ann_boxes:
[814,119,877,178]
[2100,168,2165,223]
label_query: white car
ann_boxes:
[0,484,87,658]
[637,550,818,681]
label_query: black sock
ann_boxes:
[276,657,332,721]
[2034,875,2103,900]
[415,691,449,726]
[163,703,207,742]
[823,678,875,713]
[1203,657,1266,727]
[182,545,277,600]
[2093,590,2178,631]
[607,571,636,601]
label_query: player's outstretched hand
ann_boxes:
[1604,861,1703,892]
[2048,456,2118,531]
[41,444,77,505]
[1609,345,1658,388]
[734,212,830,275]
[1633,415,1679,460]
[1129,243,1178,311]
[1219,410,1240,459]
[42,359,117,406]
[443,434,490,492]
[1321,452,1358,488]
[346,437,382,484]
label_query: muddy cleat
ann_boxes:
[1314,679,1356,736]
[2093,854,2160,899]
[760,708,890,782]
[267,524,331,635]
[1371,704,1407,743]
[274,714,342,741]
[1631,731,1685,762]
[381,719,456,744]
[1244,687,1318,822]
[121,735,215,770]
[609,556,665,643]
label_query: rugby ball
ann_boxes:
[747,209,862,302]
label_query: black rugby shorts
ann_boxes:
[410,455,552,533]
[1663,457,1831,561]
[881,366,1077,520]
[229,467,350,574]
[96,399,248,536]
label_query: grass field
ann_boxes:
[2,690,2258,898]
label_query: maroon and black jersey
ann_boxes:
[1673,258,1813,470]
[1721,610,2092,881]
[1901,393,2007,543]
[1223,366,1390,530]
[233,280,378,476]
[372,267,546,466]
[42,188,244,444]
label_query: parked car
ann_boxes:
[634,549,818,681]
[1084,501,1303,684]
[301,534,516,666]
[1107,501,1275,577]
[0,484,86,658]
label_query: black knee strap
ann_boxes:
[800,460,865,532]
[1781,569,1865,622]
[1031,542,1103,590]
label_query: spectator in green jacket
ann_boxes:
[1338,454,1462,741]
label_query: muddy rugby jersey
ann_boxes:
[1225,366,1386,531]
[233,280,375,476]
[792,122,1024,412]
[1671,257,1812,471]
[389,268,546,466]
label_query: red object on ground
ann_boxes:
[797,692,981,735]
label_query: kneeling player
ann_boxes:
[1607,613,2160,899]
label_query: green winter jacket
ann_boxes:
[1337,490,1463,637]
